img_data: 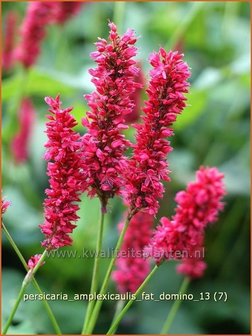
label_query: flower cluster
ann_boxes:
[112,211,153,293]
[52,2,83,24]
[11,98,35,164]
[124,49,190,215]
[3,11,17,71]
[28,254,44,270]
[15,2,83,68]
[39,96,83,250]
[15,2,55,68]
[145,167,226,278]
[82,22,142,211]
[1,198,11,215]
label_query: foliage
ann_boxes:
[2,1,250,334]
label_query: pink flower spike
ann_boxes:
[39,96,83,250]
[145,166,226,277]
[28,254,45,269]
[1,198,11,215]
[52,2,83,24]
[82,22,142,210]
[14,2,55,68]
[3,11,18,71]
[112,211,153,293]
[11,98,35,164]
[123,49,191,216]
[14,2,84,68]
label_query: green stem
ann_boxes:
[2,223,61,335]
[82,205,105,333]
[2,250,47,334]
[106,265,159,335]
[113,1,126,34]
[160,277,190,334]
[2,284,25,335]
[85,214,132,334]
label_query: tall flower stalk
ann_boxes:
[2,13,230,333]
[40,96,83,249]
[107,166,225,334]
[81,22,141,333]
[2,250,47,335]
[3,96,83,334]
[160,277,190,334]
[81,22,141,211]
[2,222,61,334]
[86,49,190,334]
[85,213,133,334]
[124,48,191,216]
[146,167,226,265]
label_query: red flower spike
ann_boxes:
[82,22,142,211]
[40,96,83,250]
[145,166,226,279]
[124,49,190,216]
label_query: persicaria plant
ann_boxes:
[2,20,226,335]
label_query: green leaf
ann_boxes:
[2,68,74,103]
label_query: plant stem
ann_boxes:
[106,265,159,335]
[2,284,25,335]
[113,1,126,35]
[82,204,105,333]
[160,277,190,334]
[2,250,47,334]
[2,223,62,335]
[85,214,132,334]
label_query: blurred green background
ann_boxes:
[2,1,250,334]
